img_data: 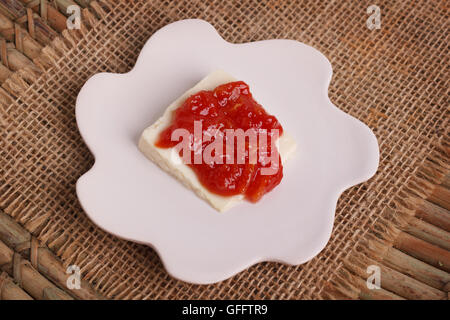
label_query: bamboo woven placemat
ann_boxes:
[0,0,448,299]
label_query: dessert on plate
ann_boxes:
[138,70,296,212]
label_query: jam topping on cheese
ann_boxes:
[155,81,284,202]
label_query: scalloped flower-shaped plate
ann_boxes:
[76,19,379,284]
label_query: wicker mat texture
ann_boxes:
[0,0,448,299]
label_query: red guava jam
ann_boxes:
[155,81,284,202]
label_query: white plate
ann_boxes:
[76,19,379,284]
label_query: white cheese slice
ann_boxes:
[138,70,297,212]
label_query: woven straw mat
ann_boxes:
[0,0,448,299]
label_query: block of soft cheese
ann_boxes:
[138,70,297,212]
